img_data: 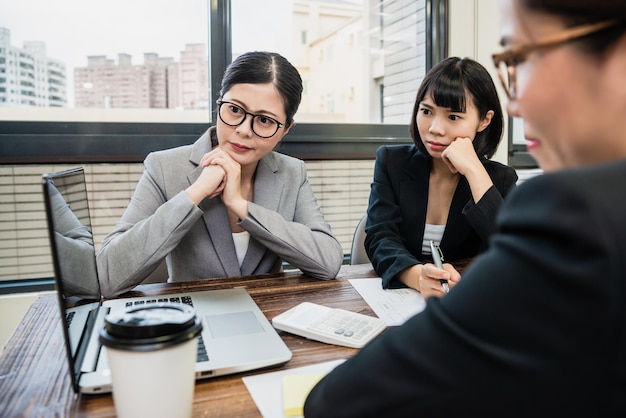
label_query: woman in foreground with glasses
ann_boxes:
[97,51,343,298]
[305,1,626,416]
[365,57,517,299]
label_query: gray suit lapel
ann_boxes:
[200,197,241,276]
[253,152,282,211]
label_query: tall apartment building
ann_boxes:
[167,44,210,110]
[74,53,172,109]
[74,44,208,110]
[291,0,426,124]
[0,27,67,107]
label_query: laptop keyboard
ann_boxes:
[125,296,208,362]
[66,311,75,326]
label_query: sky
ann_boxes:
[1,0,209,68]
[0,0,307,68]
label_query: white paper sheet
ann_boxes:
[242,359,346,418]
[349,278,426,326]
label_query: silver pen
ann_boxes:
[429,240,449,294]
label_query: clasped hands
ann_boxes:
[186,148,247,216]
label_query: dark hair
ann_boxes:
[219,51,303,128]
[409,57,504,160]
[521,0,626,54]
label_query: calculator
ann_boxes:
[272,302,387,348]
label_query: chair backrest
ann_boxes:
[350,214,370,265]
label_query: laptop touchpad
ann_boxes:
[205,311,265,338]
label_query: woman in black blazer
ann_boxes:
[305,1,626,417]
[365,57,517,297]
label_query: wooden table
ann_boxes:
[0,264,380,417]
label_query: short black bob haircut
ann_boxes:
[409,57,504,160]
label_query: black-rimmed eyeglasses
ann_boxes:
[216,100,285,139]
[492,20,617,100]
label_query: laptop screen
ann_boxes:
[42,167,102,392]
[42,167,293,394]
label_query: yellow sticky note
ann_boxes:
[282,373,325,417]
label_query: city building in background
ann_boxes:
[74,53,168,109]
[0,27,67,107]
[167,43,210,110]
[235,0,426,124]
[74,43,209,110]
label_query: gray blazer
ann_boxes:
[96,129,343,297]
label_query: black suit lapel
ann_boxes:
[441,176,473,256]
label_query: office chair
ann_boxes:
[350,214,370,265]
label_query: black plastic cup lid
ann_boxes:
[99,302,202,351]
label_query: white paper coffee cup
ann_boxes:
[99,302,202,418]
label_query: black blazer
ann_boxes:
[304,159,626,417]
[365,145,518,288]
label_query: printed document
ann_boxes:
[349,278,426,326]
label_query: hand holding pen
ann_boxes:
[429,240,449,294]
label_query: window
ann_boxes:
[508,116,537,167]
[230,0,430,125]
[9,0,441,124]
[0,0,210,122]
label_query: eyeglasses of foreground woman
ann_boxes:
[216,100,285,139]
[492,19,618,100]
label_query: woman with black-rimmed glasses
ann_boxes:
[305,1,626,417]
[97,51,343,298]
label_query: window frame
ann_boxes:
[508,124,538,167]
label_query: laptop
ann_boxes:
[42,167,292,394]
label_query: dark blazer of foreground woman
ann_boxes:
[365,145,518,288]
[305,159,626,417]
